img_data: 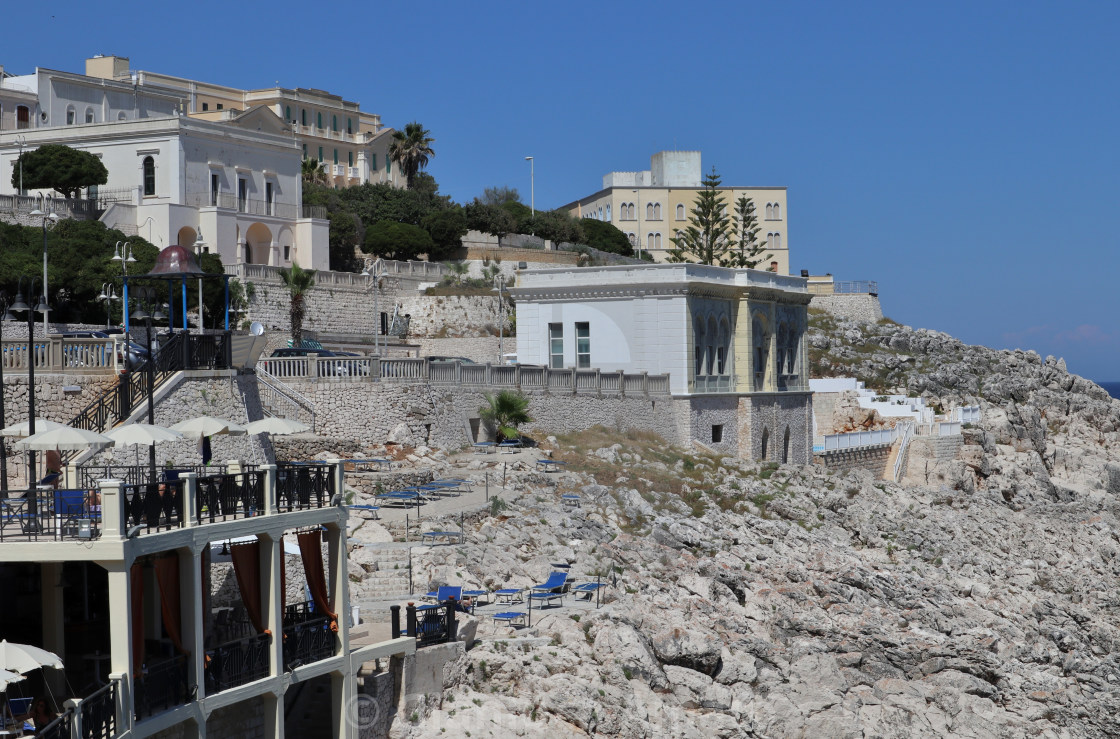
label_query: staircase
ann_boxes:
[355,543,414,599]
[256,368,317,429]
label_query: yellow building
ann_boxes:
[561,151,790,273]
[84,55,400,189]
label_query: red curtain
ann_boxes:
[153,554,187,655]
[130,563,144,677]
[230,541,268,635]
[297,530,338,632]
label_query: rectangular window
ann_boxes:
[386,157,391,174]
[548,324,564,369]
[371,154,377,170]
[210,173,219,206]
[302,144,307,158]
[712,425,723,443]
[283,245,291,261]
[265,182,273,216]
[202,102,209,111]
[238,178,247,212]
[348,151,353,167]
[318,146,323,162]
[347,117,353,134]
[716,347,726,375]
[216,103,223,110]
[333,149,338,165]
[575,322,591,369]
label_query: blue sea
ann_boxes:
[1100,382,1120,400]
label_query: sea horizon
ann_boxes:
[1099,381,1120,400]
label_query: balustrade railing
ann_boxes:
[78,679,119,739]
[123,479,185,532]
[37,712,70,739]
[0,486,101,542]
[206,633,271,693]
[196,470,265,522]
[134,655,190,720]
[276,463,333,511]
[282,609,336,669]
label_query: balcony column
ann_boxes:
[40,563,65,699]
[182,472,199,527]
[733,296,754,394]
[260,532,285,738]
[269,241,279,267]
[182,546,205,701]
[104,561,135,735]
[99,478,125,540]
[262,463,277,515]
[324,507,353,739]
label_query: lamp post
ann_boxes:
[194,229,207,334]
[361,258,386,357]
[16,136,25,196]
[494,274,506,364]
[525,156,534,218]
[0,294,14,493]
[97,283,118,328]
[10,278,49,493]
[131,287,164,479]
[29,196,58,339]
[113,241,137,372]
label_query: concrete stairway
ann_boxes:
[354,543,415,600]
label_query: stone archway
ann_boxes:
[761,427,770,461]
[176,226,197,248]
[245,222,273,265]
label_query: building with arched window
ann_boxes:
[511,263,813,462]
[561,150,790,271]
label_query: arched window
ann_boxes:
[142,156,155,197]
[654,233,662,249]
[717,318,730,375]
[653,203,661,219]
[647,233,655,250]
[676,203,685,220]
[765,203,773,220]
[117,112,127,121]
[317,111,323,128]
[706,316,718,379]
[785,326,798,373]
[84,107,95,123]
[646,202,654,220]
[773,203,781,220]
[776,323,788,377]
[782,427,790,463]
[774,232,781,249]
[66,106,76,125]
[761,428,769,461]
[605,204,611,220]
[752,316,768,391]
[767,233,775,249]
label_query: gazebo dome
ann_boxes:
[144,245,204,277]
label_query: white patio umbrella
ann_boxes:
[244,417,311,436]
[0,640,63,674]
[0,669,26,692]
[105,423,185,466]
[15,427,112,452]
[169,416,247,440]
[0,419,66,438]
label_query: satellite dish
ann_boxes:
[250,321,264,336]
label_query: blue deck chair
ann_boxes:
[54,489,87,536]
[531,571,568,594]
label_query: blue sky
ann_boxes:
[5,1,1118,380]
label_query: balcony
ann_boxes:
[691,374,736,394]
[283,600,337,668]
[186,192,306,220]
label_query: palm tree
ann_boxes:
[278,262,316,348]
[479,390,531,442]
[389,122,435,189]
[301,158,328,186]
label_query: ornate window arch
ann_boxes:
[717,317,731,375]
[694,318,706,376]
[142,156,156,197]
[676,203,685,220]
[752,315,769,391]
[761,427,770,461]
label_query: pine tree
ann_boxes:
[722,196,771,269]
[665,167,735,265]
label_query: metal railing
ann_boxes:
[691,374,735,394]
[833,280,878,295]
[392,602,456,647]
[0,193,102,218]
[196,470,265,522]
[282,602,336,669]
[0,337,125,373]
[892,422,915,482]
[916,421,962,437]
[256,368,316,429]
[206,633,271,694]
[134,654,190,720]
[187,192,302,219]
[0,487,101,542]
[77,464,208,490]
[954,405,981,424]
[820,426,899,451]
[122,479,185,532]
[276,463,333,511]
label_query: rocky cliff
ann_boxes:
[387,315,1120,738]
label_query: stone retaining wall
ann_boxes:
[741,393,815,465]
[901,435,964,484]
[243,274,416,337]
[813,444,892,476]
[414,337,502,363]
[810,294,884,324]
[400,295,504,338]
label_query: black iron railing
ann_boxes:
[276,464,333,512]
[134,654,190,720]
[0,487,100,542]
[79,680,119,739]
[122,479,184,532]
[37,712,71,739]
[394,602,456,647]
[206,633,271,693]
[195,470,265,522]
[282,606,336,669]
[77,464,209,490]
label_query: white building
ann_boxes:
[0,64,328,270]
[510,263,814,462]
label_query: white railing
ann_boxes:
[954,406,981,424]
[691,375,735,394]
[892,422,914,482]
[256,367,316,430]
[0,337,122,373]
[224,260,445,287]
[916,421,962,437]
[821,426,899,451]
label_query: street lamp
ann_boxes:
[194,229,207,334]
[0,294,15,492]
[113,240,138,370]
[131,288,165,479]
[16,136,25,196]
[361,258,386,357]
[97,283,118,328]
[28,196,58,339]
[10,277,50,494]
[525,156,534,218]
[494,274,507,364]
